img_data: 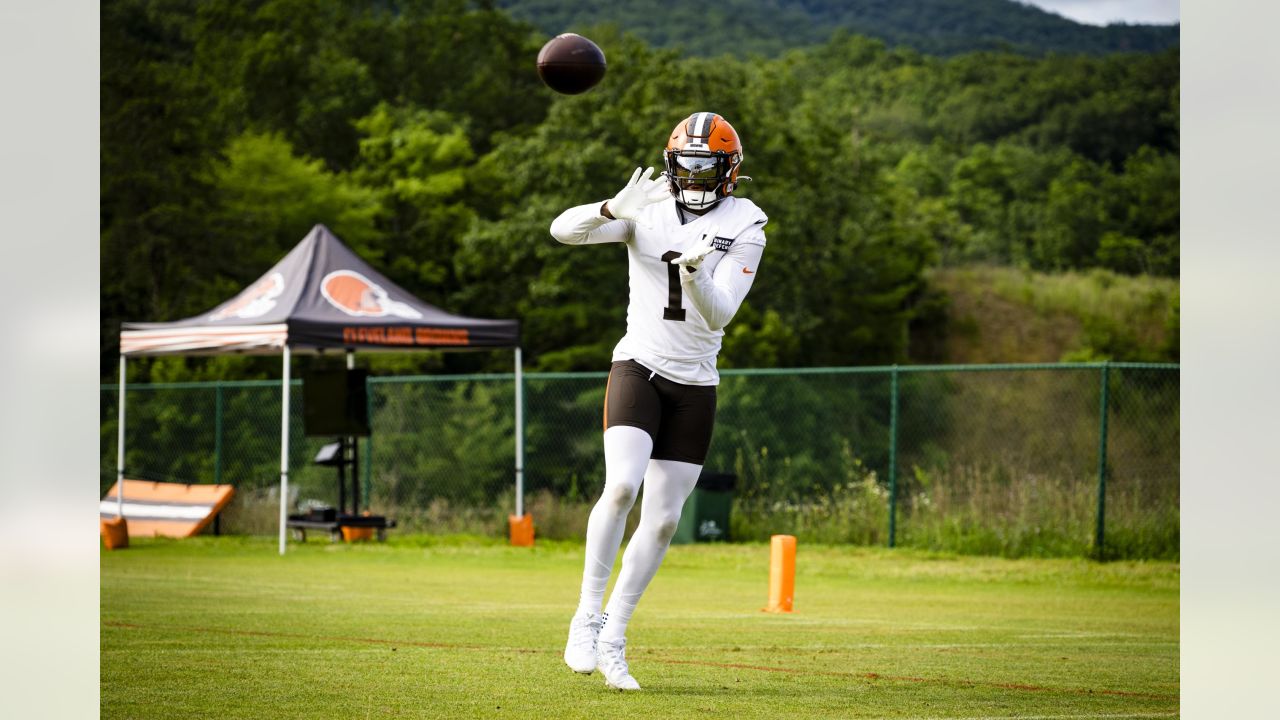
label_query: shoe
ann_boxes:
[596,636,641,691]
[564,611,602,673]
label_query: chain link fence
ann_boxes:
[101,363,1178,559]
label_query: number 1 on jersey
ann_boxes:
[660,251,685,321]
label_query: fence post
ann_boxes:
[213,382,224,535]
[888,365,899,548]
[116,356,127,519]
[514,347,525,518]
[214,382,224,487]
[363,375,373,508]
[1095,361,1111,559]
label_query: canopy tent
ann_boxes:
[115,224,524,554]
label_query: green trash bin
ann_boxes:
[672,471,736,544]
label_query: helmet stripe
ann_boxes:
[690,111,712,139]
[686,111,706,136]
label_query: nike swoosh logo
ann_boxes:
[742,268,754,274]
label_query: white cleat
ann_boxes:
[564,612,602,673]
[596,637,641,691]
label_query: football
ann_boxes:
[536,33,606,95]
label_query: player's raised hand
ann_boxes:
[604,167,671,221]
[674,227,718,274]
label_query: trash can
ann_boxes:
[672,471,736,544]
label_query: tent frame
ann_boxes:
[114,346,526,555]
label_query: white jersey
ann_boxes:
[550,196,768,385]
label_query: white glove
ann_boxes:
[604,167,670,221]
[673,227,718,274]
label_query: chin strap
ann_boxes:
[677,188,721,210]
[677,199,721,220]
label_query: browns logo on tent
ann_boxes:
[208,272,285,321]
[321,269,422,319]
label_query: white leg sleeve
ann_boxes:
[577,425,653,616]
[599,458,701,642]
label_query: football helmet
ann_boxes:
[663,112,745,210]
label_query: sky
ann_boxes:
[1019,0,1180,25]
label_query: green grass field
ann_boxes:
[102,536,1178,719]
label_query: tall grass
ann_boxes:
[215,461,1175,560]
[732,472,888,546]
[217,488,627,542]
[730,459,1176,560]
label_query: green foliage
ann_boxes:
[102,4,1179,381]
[889,137,1178,276]
[995,267,1178,362]
[209,131,384,260]
[373,379,515,509]
[497,0,1179,57]
[352,104,477,303]
[101,0,546,378]
[897,462,1177,559]
[100,5,1181,566]
[732,457,889,546]
[918,266,1179,364]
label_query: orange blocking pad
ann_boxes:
[100,480,235,538]
[508,514,534,546]
[764,534,796,613]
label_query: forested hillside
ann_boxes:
[496,0,1179,57]
[101,0,1179,382]
[914,266,1178,363]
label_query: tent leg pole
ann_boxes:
[279,345,291,556]
[514,347,524,518]
[346,349,363,514]
[117,355,127,517]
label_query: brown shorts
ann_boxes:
[603,359,717,464]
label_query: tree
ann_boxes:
[352,104,477,305]
[207,130,383,269]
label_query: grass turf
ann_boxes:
[102,536,1178,719]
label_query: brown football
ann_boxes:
[536,33,606,95]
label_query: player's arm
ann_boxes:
[676,231,766,332]
[549,203,632,245]
[549,167,670,246]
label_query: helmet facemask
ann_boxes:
[664,147,740,210]
[663,112,745,211]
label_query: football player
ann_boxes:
[550,112,768,690]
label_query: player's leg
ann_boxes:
[600,457,701,637]
[565,362,660,674]
[596,378,715,690]
[579,362,664,615]
[565,425,650,673]
[596,459,700,690]
[578,425,651,613]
